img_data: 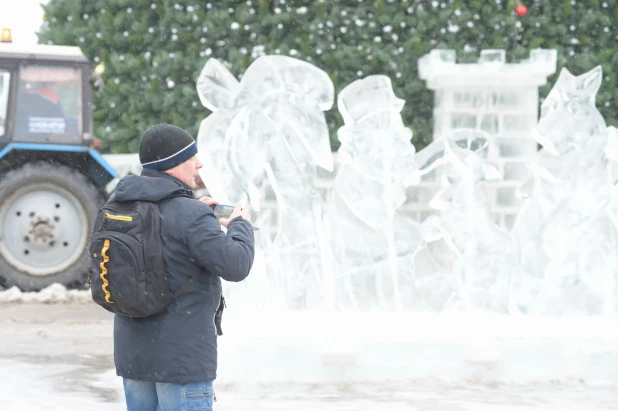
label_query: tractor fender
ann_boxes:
[0,143,118,189]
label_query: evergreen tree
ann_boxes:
[39,0,618,153]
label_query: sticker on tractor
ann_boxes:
[28,117,66,133]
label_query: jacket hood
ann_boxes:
[114,169,193,202]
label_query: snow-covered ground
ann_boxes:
[1,355,617,411]
[1,285,617,410]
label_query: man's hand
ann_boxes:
[219,202,252,228]
[199,196,218,207]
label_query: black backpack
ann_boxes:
[88,192,195,318]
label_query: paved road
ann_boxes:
[0,302,617,411]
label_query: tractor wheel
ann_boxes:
[0,162,102,291]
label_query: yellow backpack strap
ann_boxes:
[99,239,113,304]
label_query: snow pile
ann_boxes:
[0,283,92,304]
[217,309,618,384]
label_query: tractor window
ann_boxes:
[14,65,82,143]
[0,69,9,137]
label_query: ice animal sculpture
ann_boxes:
[511,66,618,314]
[195,56,335,308]
[419,129,522,312]
[330,75,424,311]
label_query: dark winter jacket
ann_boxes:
[111,168,254,383]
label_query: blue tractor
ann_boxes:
[0,36,117,291]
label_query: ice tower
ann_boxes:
[415,49,557,229]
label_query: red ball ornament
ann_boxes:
[516,4,528,17]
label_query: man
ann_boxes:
[112,124,255,410]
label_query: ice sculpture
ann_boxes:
[417,49,558,231]
[330,75,424,311]
[196,57,333,206]
[195,56,335,308]
[511,66,618,314]
[419,129,521,312]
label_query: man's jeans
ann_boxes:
[123,378,214,411]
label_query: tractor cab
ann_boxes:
[0,38,97,147]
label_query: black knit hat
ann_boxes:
[139,124,198,171]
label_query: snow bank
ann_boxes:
[2,285,617,385]
[218,309,618,384]
[0,283,92,304]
